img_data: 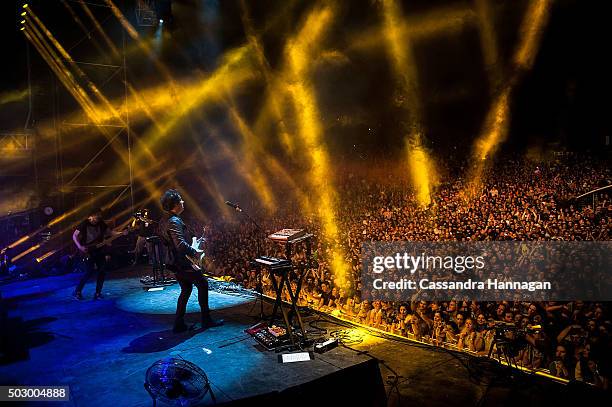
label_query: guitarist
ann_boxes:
[72,208,122,300]
[158,189,223,333]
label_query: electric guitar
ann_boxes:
[185,226,206,272]
[78,225,130,259]
[184,226,223,280]
[185,233,221,281]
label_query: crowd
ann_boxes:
[200,155,611,387]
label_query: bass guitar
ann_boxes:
[79,226,129,259]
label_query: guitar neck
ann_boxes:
[89,228,126,249]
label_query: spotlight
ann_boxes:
[20,27,25,31]
[159,19,164,24]
[20,20,26,24]
[21,12,26,16]
[23,4,28,9]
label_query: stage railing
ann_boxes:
[239,285,573,386]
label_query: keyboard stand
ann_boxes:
[269,264,301,346]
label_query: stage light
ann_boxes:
[20,20,26,24]
[20,27,25,31]
[23,4,28,9]
[21,12,26,16]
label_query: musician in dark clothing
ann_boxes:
[130,208,154,265]
[158,189,223,333]
[72,208,113,300]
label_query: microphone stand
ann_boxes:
[230,204,267,320]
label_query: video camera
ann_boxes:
[491,321,542,340]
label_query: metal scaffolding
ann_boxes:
[135,0,158,26]
[0,132,31,152]
[0,131,34,178]
[45,1,135,216]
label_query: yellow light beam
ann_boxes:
[47,162,177,241]
[29,8,129,128]
[284,4,350,288]
[27,6,167,202]
[350,4,477,52]
[514,0,552,69]
[61,0,108,60]
[3,199,87,253]
[193,171,232,217]
[127,44,257,174]
[202,123,276,214]
[24,10,168,212]
[77,0,121,59]
[7,235,31,249]
[381,0,435,207]
[239,0,297,156]
[262,157,312,212]
[227,103,277,212]
[467,0,552,192]
[25,22,100,122]
[474,85,512,162]
[474,0,502,92]
[36,250,58,263]
[104,0,180,92]
[0,89,29,105]
[11,244,41,262]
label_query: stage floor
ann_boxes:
[0,267,580,406]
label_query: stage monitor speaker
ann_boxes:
[279,357,386,407]
[217,391,279,406]
[218,358,386,407]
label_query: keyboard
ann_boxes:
[254,256,291,268]
[268,229,306,243]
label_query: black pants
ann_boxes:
[75,252,107,294]
[174,269,210,325]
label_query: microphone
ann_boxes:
[224,200,242,212]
